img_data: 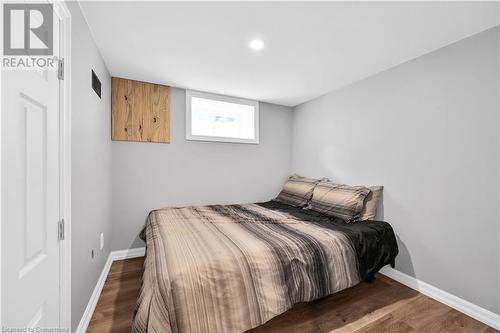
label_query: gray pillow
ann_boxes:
[307,182,370,222]
[359,186,384,221]
[275,174,325,207]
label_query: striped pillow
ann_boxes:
[307,182,371,222]
[275,175,324,207]
[359,186,384,221]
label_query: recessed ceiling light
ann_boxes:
[249,39,264,51]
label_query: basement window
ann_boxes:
[186,90,259,144]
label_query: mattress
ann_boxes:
[132,201,398,333]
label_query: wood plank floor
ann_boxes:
[87,257,498,333]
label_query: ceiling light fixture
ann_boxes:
[249,39,264,51]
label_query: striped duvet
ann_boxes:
[132,201,398,333]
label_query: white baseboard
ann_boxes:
[380,266,500,330]
[110,247,146,261]
[75,247,146,332]
[76,250,499,332]
[74,254,113,333]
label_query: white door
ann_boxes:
[1,9,62,330]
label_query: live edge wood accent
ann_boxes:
[112,77,170,143]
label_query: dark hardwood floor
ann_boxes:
[87,257,498,333]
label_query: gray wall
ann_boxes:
[69,3,113,330]
[111,88,292,250]
[292,27,500,314]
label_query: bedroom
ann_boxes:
[1,1,499,332]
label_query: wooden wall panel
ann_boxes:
[112,77,170,143]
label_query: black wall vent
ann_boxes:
[91,69,101,98]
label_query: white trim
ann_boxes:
[76,248,146,333]
[75,254,114,333]
[111,247,146,261]
[0,2,3,328]
[53,1,72,330]
[185,90,260,144]
[380,266,500,330]
[76,251,499,332]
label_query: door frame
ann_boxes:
[54,1,72,330]
[0,1,72,330]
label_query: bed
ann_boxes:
[132,200,398,333]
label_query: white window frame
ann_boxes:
[186,90,260,144]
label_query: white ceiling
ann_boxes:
[80,1,499,107]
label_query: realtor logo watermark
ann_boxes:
[2,3,58,69]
